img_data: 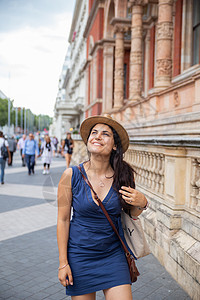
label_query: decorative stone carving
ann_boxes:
[129,0,146,5]
[115,69,124,77]
[114,30,124,108]
[173,91,180,107]
[115,48,124,58]
[129,2,143,101]
[191,158,200,212]
[114,24,129,34]
[130,51,142,64]
[157,23,173,40]
[156,59,172,76]
[131,26,143,38]
[159,0,173,5]
[155,0,173,87]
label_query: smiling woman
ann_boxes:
[57,115,148,300]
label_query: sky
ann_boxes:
[0,0,76,117]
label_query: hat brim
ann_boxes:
[80,116,129,153]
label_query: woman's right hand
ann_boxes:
[58,264,73,287]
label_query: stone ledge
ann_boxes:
[129,136,200,148]
[170,230,200,283]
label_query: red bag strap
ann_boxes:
[78,165,131,258]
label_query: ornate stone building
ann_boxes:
[73,0,200,298]
[51,0,88,142]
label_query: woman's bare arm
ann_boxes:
[57,167,73,286]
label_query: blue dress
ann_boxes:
[66,163,131,296]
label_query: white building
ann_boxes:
[50,0,88,143]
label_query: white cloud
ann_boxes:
[0,11,72,116]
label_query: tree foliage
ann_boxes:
[0,98,52,131]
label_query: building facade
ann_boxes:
[74,0,200,298]
[51,0,88,143]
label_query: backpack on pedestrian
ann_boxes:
[1,141,9,160]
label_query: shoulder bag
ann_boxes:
[78,165,140,283]
[121,210,150,259]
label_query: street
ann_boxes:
[0,151,191,300]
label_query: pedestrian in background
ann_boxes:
[57,115,148,299]
[62,132,74,168]
[7,136,17,166]
[17,134,27,166]
[40,135,55,174]
[22,133,40,175]
[0,131,11,184]
[52,136,59,157]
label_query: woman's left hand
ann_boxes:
[119,186,147,208]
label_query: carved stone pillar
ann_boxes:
[155,0,173,88]
[103,44,114,113]
[129,0,144,102]
[114,25,125,109]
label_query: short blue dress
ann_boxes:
[66,163,131,296]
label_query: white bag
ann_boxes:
[121,210,151,259]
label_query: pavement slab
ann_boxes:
[0,151,191,299]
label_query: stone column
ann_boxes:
[129,0,144,102]
[155,0,173,88]
[113,25,125,109]
[103,44,114,113]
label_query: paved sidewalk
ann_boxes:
[0,151,191,300]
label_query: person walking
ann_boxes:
[57,115,148,299]
[62,132,74,168]
[0,131,11,184]
[40,135,55,174]
[17,134,26,166]
[52,136,59,157]
[7,136,17,166]
[22,133,40,175]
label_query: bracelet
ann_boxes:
[58,263,69,270]
[138,200,149,211]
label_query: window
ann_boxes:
[192,0,200,65]
[124,63,127,99]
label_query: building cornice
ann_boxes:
[84,98,102,111]
[129,137,200,148]
[68,0,83,42]
[110,17,131,28]
[83,0,105,38]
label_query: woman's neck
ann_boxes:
[85,155,112,176]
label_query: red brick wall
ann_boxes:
[86,7,104,116]
[149,25,155,89]
[87,8,104,58]
[89,0,94,13]
[91,103,102,115]
[88,64,91,106]
[173,0,183,77]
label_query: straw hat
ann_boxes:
[80,115,129,153]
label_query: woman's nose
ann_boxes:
[95,132,102,140]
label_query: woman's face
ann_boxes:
[87,123,116,156]
[46,136,50,143]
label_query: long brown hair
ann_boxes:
[87,124,135,209]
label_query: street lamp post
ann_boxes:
[24,108,26,134]
[21,107,23,133]
[15,107,18,134]
[8,98,11,136]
